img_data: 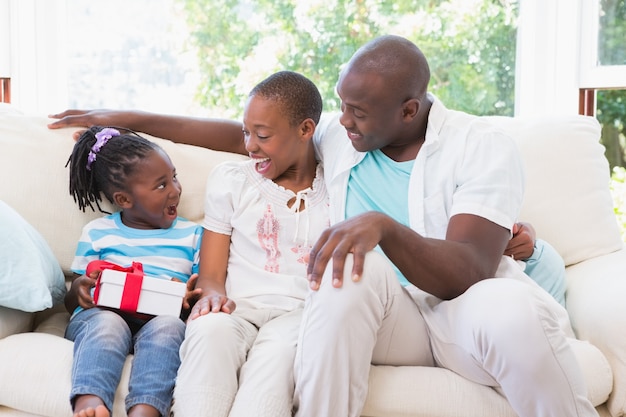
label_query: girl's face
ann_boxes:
[242,95,312,185]
[116,149,182,230]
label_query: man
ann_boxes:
[49,35,595,417]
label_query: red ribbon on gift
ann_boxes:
[88,260,145,313]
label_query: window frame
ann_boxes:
[578,0,626,116]
[3,0,626,116]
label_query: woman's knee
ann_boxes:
[185,312,241,342]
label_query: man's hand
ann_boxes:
[504,221,536,261]
[188,291,236,321]
[307,212,388,290]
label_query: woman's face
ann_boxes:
[242,95,311,183]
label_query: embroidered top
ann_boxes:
[203,160,329,310]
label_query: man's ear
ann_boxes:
[113,191,133,209]
[402,98,420,121]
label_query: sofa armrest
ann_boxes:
[0,306,33,339]
[566,248,626,417]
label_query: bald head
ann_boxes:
[344,35,430,100]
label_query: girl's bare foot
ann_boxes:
[73,395,109,417]
[73,405,109,417]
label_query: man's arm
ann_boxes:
[48,109,247,155]
[307,212,510,300]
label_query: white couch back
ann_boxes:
[0,105,245,274]
[0,106,622,275]
[485,115,623,266]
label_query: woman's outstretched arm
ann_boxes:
[48,109,247,155]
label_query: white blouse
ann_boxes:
[203,160,329,310]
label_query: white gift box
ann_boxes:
[94,269,186,318]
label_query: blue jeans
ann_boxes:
[65,308,185,416]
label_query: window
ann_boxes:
[64,0,204,116]
[2,0,624,122]
[580,0,626,170]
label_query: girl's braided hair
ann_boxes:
[66,126,161,213]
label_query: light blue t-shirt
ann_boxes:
[345,149,413,286]
[345,150,567,305]
[522,238,567,306]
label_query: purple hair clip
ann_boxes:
[86,128,120,170]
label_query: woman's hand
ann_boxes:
[188,291,236,321]
[47,109,132,140]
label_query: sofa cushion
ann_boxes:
[566,249,626,417]
[0,200,66,312]
[0,332,128,417]
[0,306,33,339]
[0,107,246,275]
[361,336,611,416]
[486,115,623,266]
[0,327,611,417]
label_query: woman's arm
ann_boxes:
[188,230,236,320]
[48,109,247,155]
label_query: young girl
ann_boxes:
[64,127,202,417]
[172,71,328,417]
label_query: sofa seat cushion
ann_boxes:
[361,337,611,417]
[0,307,32,339]
[0,333,129,417]
[566,249,626,417]
[0,329,612,417]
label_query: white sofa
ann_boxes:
[1,104,625,417]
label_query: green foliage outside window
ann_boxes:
[610,167,626,240]
[179,0,518,119]
[179,0,625,240]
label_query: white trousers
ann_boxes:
[293,252,598,417]
[173,301,301,417]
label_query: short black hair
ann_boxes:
[249,71,323,126]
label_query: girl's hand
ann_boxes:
[76,271,98,309]
[188,291,236,321]
[504,222,536,260]
[173,274,202,311]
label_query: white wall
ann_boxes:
[0,0,11,78]
[3,0,68,114]
[515,0,582,116]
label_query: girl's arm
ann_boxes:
[188,230,235,320]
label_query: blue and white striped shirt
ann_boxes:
[71,211,202,282]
